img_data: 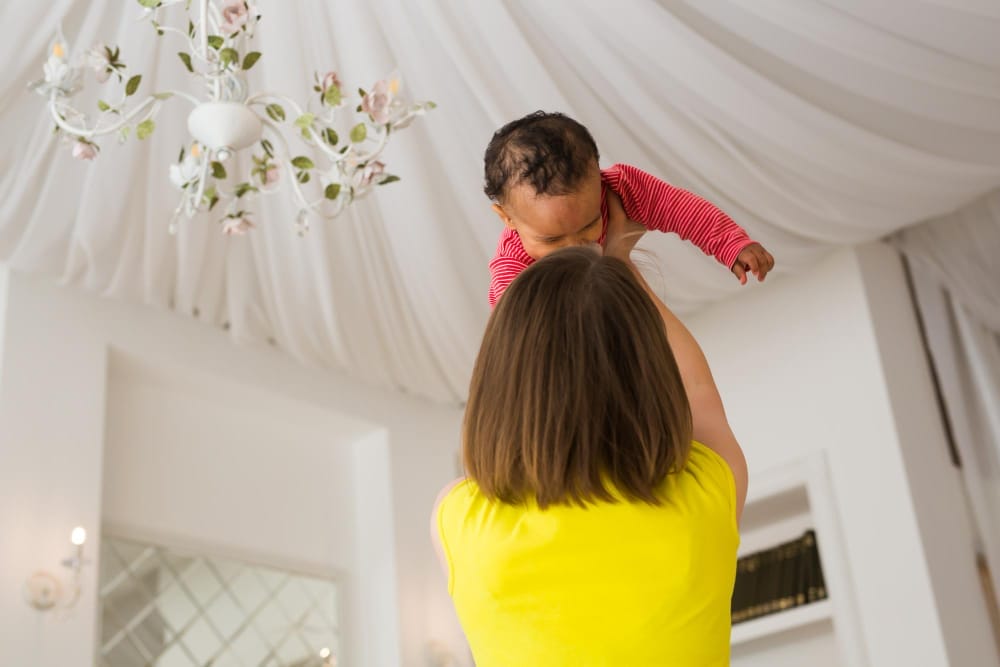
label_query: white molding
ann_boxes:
[732,599,833,646]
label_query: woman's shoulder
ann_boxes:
[688,439,728,466]
[431,478,476,586]
[678,440,739,530]
[434,477,483,525]
[685,440,735,484]
[435,476,471,507]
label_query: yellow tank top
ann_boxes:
[437,441,739,667]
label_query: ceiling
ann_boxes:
[2,0,998,403]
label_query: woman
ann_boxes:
[432,243,748,666]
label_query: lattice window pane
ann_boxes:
[99,536,340,667]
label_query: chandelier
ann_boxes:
[31,0,434,236]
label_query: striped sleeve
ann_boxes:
[602,163,754,270]
[488,228,533,308]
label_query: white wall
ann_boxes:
[687,243,997,666]
[0,269,465,667]
[103,351,372,572]
[101,351,377,665]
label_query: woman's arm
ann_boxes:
[633,266,748,519]
[605,192,748,519]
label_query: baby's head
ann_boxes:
[484,111,603,260]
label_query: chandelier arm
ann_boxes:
[155,25,191,43]
[50,97,158,139]
[264,150,352,220]
[160,89,203,107]
[246,97,356,165]
[389,107,420,130]
[301,123,347,164]
[246,94,307,118]
[288,123,389,168]
[248,95,356,165]
[257,118,315,212]
[247,97,393,166]
[48,88,200,139]
[293,181,349,222]
[258,117,367,216]
[152,0,189,12]
[155,24,211,65]
[132,2,213,73]
[342,126,390,165]
[283,156,319,213]
[259,117,293,155]
[315,192,348,221]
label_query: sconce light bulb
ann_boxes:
[71,526,87,546]
[319,648,331,659]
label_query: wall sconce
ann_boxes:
[23,526,89,612]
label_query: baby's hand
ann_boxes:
[731,243,775,284]
[604,190,646,260]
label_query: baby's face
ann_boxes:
[497,165,603,261]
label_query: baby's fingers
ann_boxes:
[744,252,762,280]
[732,261,748,285]
[756,247,775,281]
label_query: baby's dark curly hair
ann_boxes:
[483,111,600,202]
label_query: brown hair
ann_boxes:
[463,247,692,508]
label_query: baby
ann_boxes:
[484,111,774,307]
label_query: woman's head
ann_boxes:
[463,247,692,508]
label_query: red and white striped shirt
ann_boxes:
[488,163,754,307]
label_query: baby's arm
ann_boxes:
[605,164,774,282]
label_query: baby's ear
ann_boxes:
[492,203,516,230]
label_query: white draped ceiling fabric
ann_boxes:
[1,1,999,404]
